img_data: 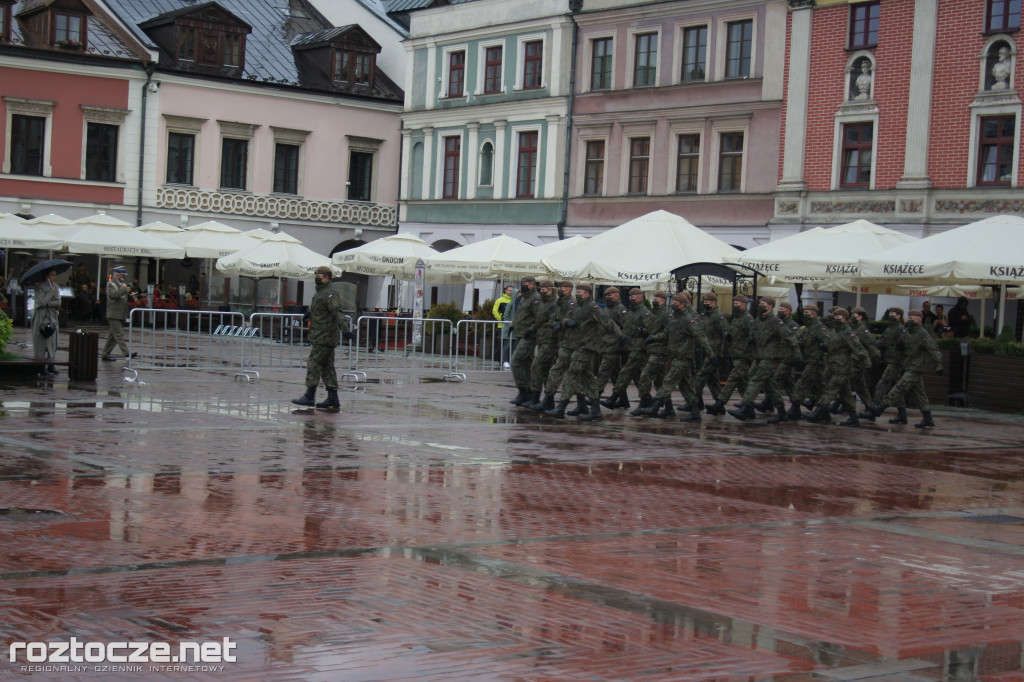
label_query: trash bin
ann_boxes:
[68,330,98,381]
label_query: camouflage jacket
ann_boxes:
[797,317,829,368]
[667,307,716,360]
[642,303,671,354]
[308,279,350,346]
[601,299,627,352]
[850,319,882,367]
[566,298,612,353]
[880,321,908,366]
[822,321,869,372]
[902,321,942,372]
[553,292,578,348]
[701,306,729,358]
[725,309,755,360]
[532,291,559,347]
[512,286,539,340]
[751,311,800,361]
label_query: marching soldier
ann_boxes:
[542,281,580,418]
[523,280,559,411]
[706,294,754,415]
[509,276,539,405]
[869,309,943,428]
[603,288,650,410]
[786,305,829,420]
[292,266,354,409]
[595,287,628,401]
[629,291,670,416]
[805,308,869,426]
[728,296,801,423]
[862,307,909,423]
[849,306,881,414]
[555,283,613,422]
[693,291,728,411]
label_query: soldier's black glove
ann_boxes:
[619,335,632,347]
[936,367,944,376]
[564,319,577,328]
[787,356,805,370]
[552,321,561,331]
[342,331,356,342]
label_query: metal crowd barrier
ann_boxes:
[126,308,247,381]
[452,319,504,375]
[353,315,462,380]
[241,313,359,383]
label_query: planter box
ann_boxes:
[968,354,1024,412]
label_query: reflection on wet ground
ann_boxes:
[1,339,1023,680]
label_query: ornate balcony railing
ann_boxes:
[157,186,397,227]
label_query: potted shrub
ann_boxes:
[424,302,463,355]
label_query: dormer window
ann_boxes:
[54,11,85,46]
[333,48,374,86]
[224,33,241,66]
[178,26,195,60]
[141,3,251,75]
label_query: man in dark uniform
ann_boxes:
[693,291,728,411]
[849,306,881,416]
[555,283,612,422]
[786,305,828,420]
[509,276,539,405]
[728,296,801,423]
[706,294,754,416]
[629,291,670,416]
[805,308,869,426]
[863,307,908,423]
[541,281,579,417]
[869,309,943,428]
[643,292,716,422]
[603,288,650,410]
[595,287,628,402]
[292,266,354,409]
[523,280,559,411]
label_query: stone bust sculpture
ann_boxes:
[991,46,1011,91]
[853,60,873,101]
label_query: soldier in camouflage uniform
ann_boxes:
[786,305,829,420]
[292,266,354,410]
[849,306,881,417]
[805,308,869,426]
[728,296,801,423]
[706,294,754,415]
[869,309,943,428]
[523,280,559,411]
[862,307,909,423]
[640,292,716,422]
[693,291,728,410]
[603,288,651,410]
[541,281,580,417]
[629,291,670,416]
[765,301,800,409]
[596,287,628,400]
[509,276,539,405]
[554,283,615,422]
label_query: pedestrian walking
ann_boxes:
[523,280,559,412]
[101,265,134,362]
[493,284,515,368]
[32,267,61,374]
[292,266,354,410]
[643,291,716,422]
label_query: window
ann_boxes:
[443,136,460,199]
[85,123,118,182]
[675,134,700,193]
[682,26,707,82]
[274,144,300,194]
[55,11,85,46]
[348,151,373,200]
[591,37,613,90]
[633,33,658,87]
[718,132,744,192]
[335,49,375,85]
[523,40,543,89]
[447,50,466,97]
[354,53,372,84]
[840,123,873,188]
[220,138,248,190]
[726,20,752,78]
[849,2,880,49]
[584,140,604,196]
[178,27,195,60]
[628,137,650,194]
[479,142,493,186]
[516,131,538,197]
[166,132,195,185]
[224,34,241,66]
[978,115,1015,185]
[10,114,45,176]
[484,46,502,94]
[987,0,1021,33]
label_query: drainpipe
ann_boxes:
[557,0,583,241]
[137,64,156,226]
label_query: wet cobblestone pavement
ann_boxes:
[2,328,1024,680]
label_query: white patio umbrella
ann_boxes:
[542,210,741,286]
[23,214,73,228]
[50,214,185,259]
[243,227,301,242]
[216,232,330,279]
[860,215,1024,336]
[332,233,470,283]
[0,213,62,250]
[136,221,185,286]
[164,221,260,304]
[427,234,540,278]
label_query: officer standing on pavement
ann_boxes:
[101,265,134,362]
[292,266,354,410]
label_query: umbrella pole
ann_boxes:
[980,296,987,338]
[998,285,1009,339]
[855,278,863,309]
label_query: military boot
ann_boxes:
[616,392,631,410]
[537,392,556,412]
[802,397,816,410]
[579,402,603,422]
[727,403,756,421]
[805,406,831,423]
[914,411,935,428]
[657,401,676,419]
[858,405,877,421]
[753,399,772,413]
[600,394,617,409]
[829,399,842,414]
[292,386,316,406]
[566,395,588,416]
[679,405,702,423]
[786,402,802,421]
[705,399,726,416]
[544,400,569,419]
[316,389,340,409]
[634,398,662,417]
[767,406,789,424]
[889,408,908,424]
[523,391,544,411]
[629,396,653,416]
[838,409,860,427]
[869,402,889,418]
[510,387,528,405]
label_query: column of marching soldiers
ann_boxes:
[507,276,943,427]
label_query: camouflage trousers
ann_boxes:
[545,345,574,398]
[742,358,786,409]
[656,356,699,405]
[636,352,668,398]
[851,368,874,406]
[790,360,827,404]
[695,357,721,400]
[510,337,537,390]
[873,362,903,403]
[613,348,647,395]
[529,343,559,393]
[816,365,856,411]
[305,344,338,390]
[884,370,930,410]
[717,358,751,404]
[772,363,795,400]
[595,351,623,395]
[562,349,599,401]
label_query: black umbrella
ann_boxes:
[20,259,72,287]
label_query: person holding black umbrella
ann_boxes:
[31,267,61,374]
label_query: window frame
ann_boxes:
[479,41,504,95]
[219,137,248,191]
[583,138,605,197]
[590,35,614,91]
[987,0,1022,34]
[631,31,659,88]
[163,114,205,187]
[848,1,880,50]
[976,115,1016,186]
[839,121,874,189]
[347,135,381,202]
[273,143,300,195]
[53,9,87,47]
[478,140,494,187]
[84,122,118,182]
[178,26,195,61]
[724,18,754,79]
[515,34,546,91]
[80,105,128,183]
[446,48,466,98]
[166,131,195,186]
[3,96,55,177]
[674,132,701,194]
[678,23,708,84]
[515,129,539,198]
[9,114,46,176]
[522,39,544,90]
[217,120,256,192]
[627,136,651,195]
[441,134,462,199]
[708,119,749,193]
